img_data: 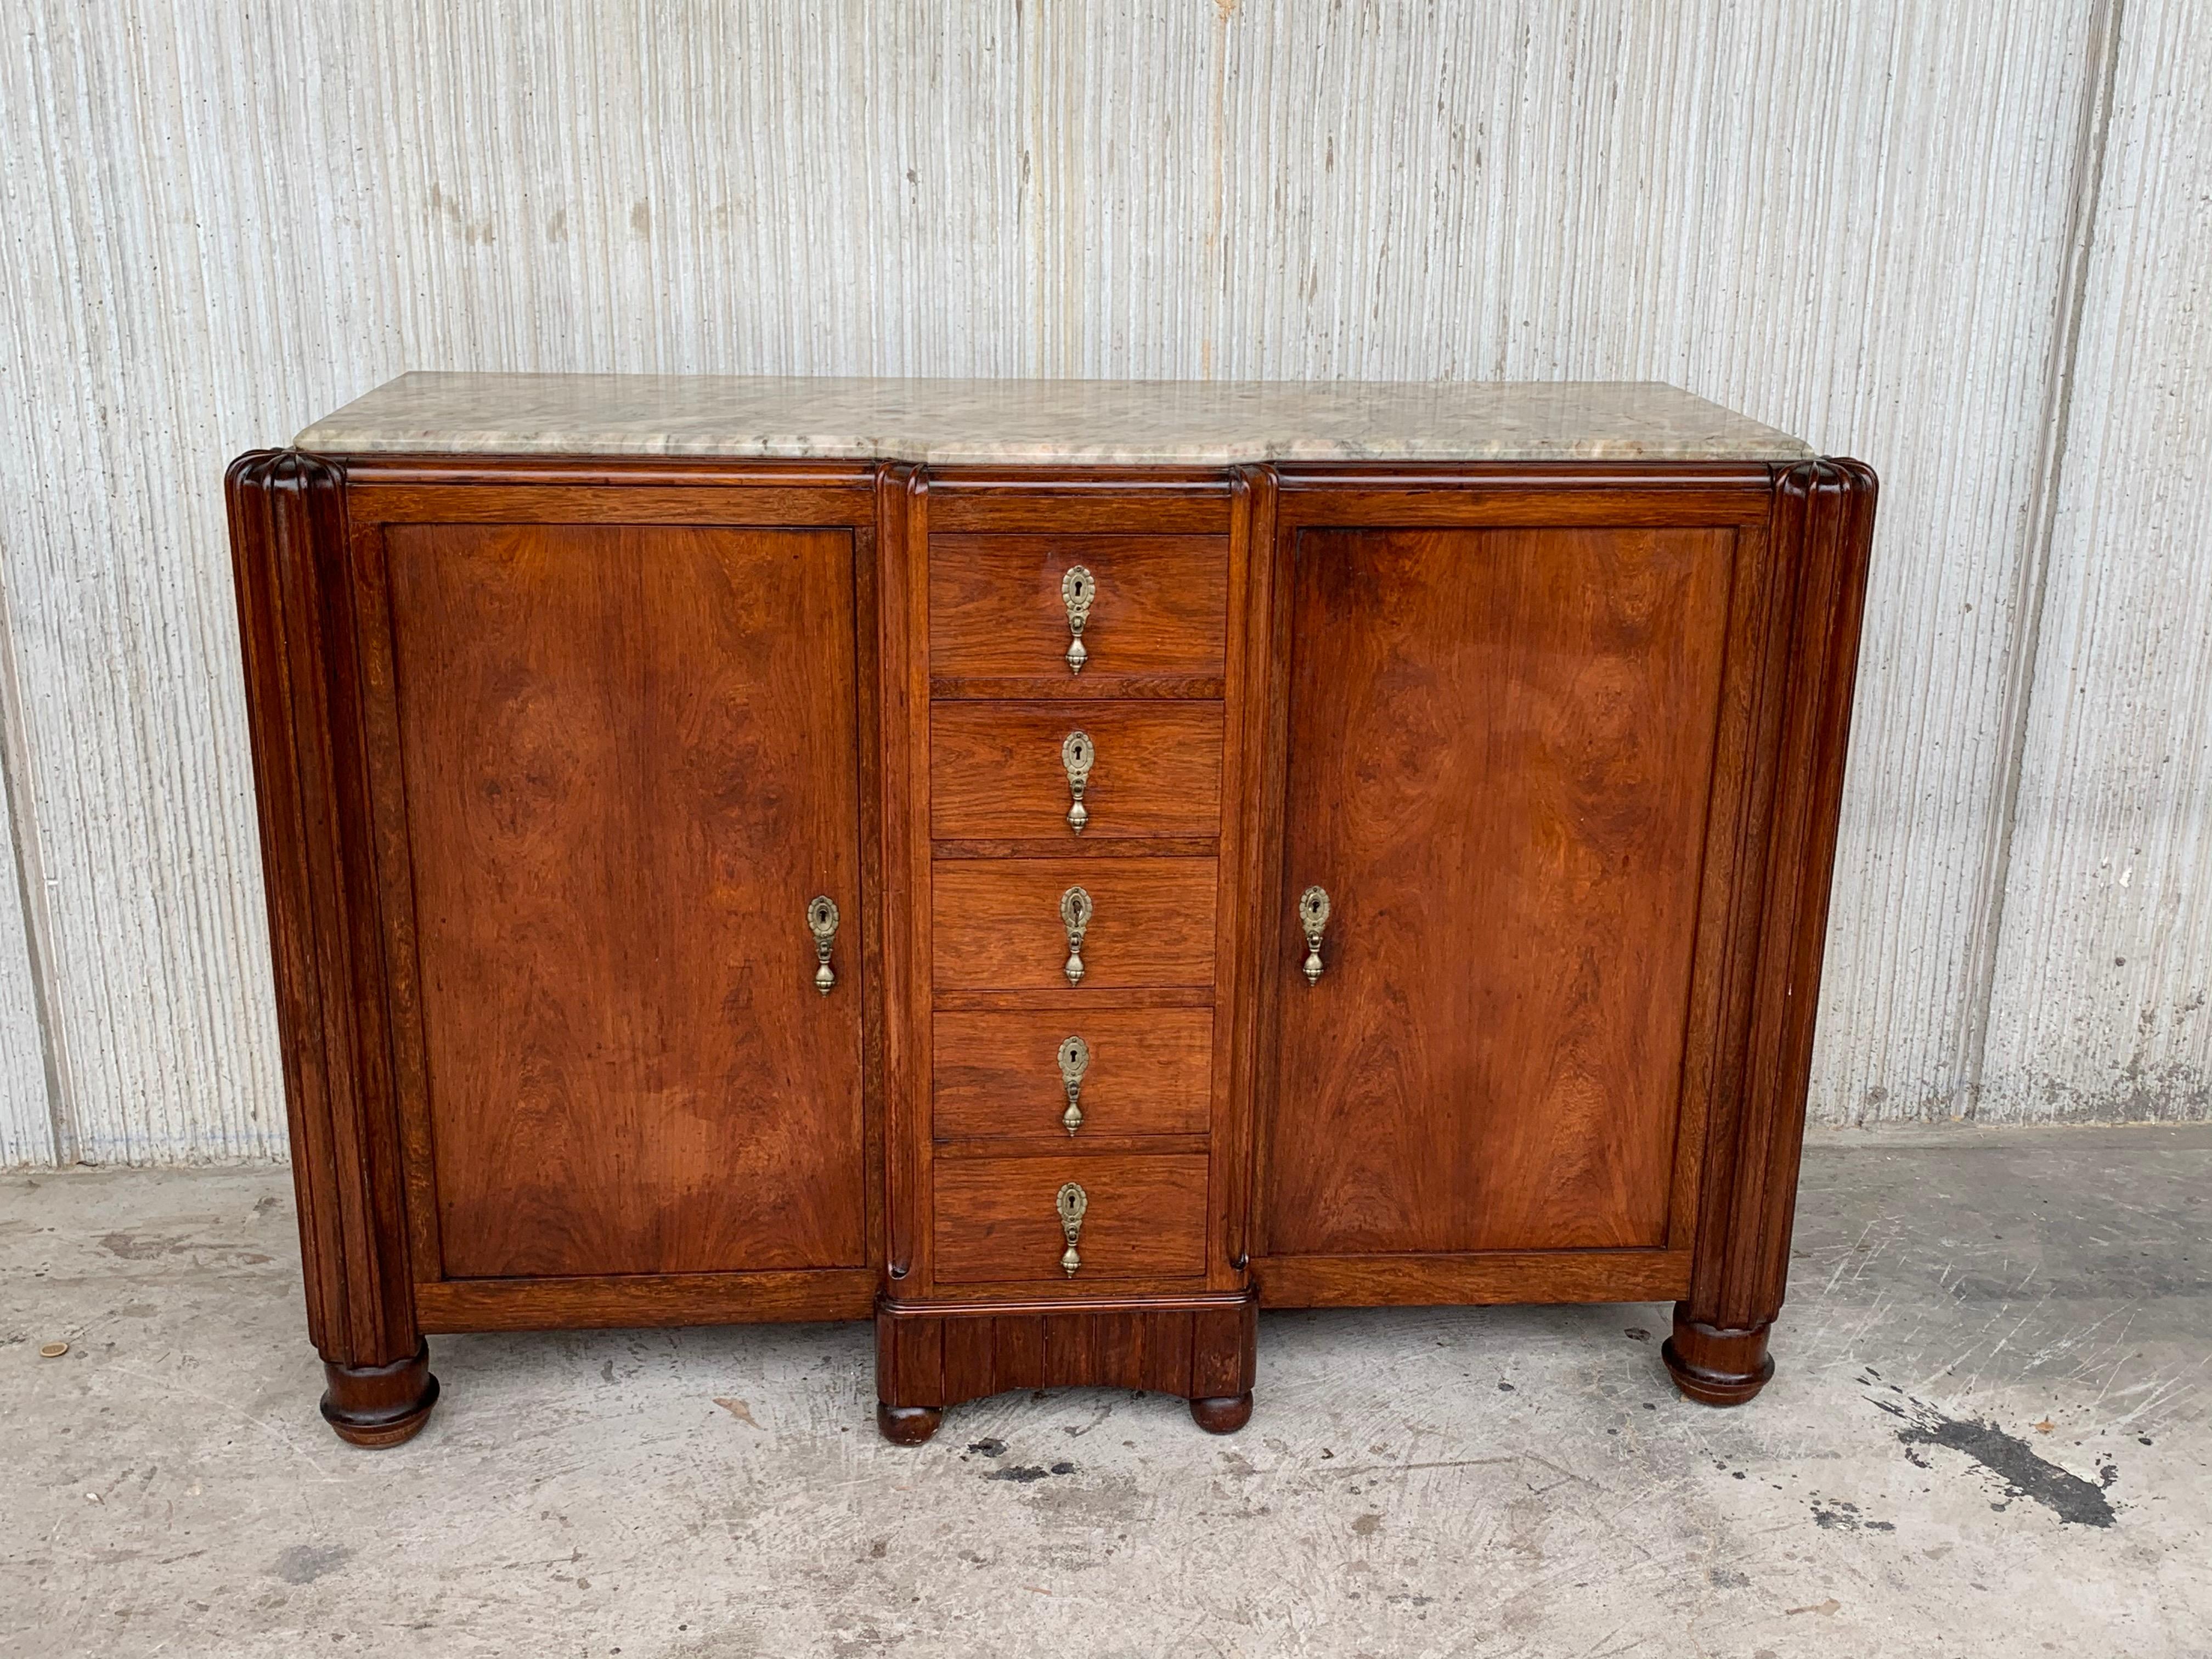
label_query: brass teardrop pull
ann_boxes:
[1057,1034,1090,1135]
[1060,886,1093,984]
[1060,566,1094,674]
[807,895,840,994]
[1057,1181,1088,1276]
[1062,730,1094,833]
[1299,885,1330,985]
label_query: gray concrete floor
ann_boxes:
[3,1126,2208,1658]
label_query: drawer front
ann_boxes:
[933,1154,1209,1284]
[932,858,1218,991]
[931,701,1224,842]
[934,1008,1214,1140]
[930,534,1229,687]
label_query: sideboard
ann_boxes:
[227,375,1875,1447]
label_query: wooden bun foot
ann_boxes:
[877,1402,943,1446]
[1189,1391,1254,1434]
[320,1342,439,1447]
[1661,1306,1774,1406]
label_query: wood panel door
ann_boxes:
[1259,507,1740,1272]
[382,520,866,1280]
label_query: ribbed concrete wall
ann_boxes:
[0,1,2203,1163]
[0,713,52,1164]
[1979,0,2212,1122]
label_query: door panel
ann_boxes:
[1263,525,1733,1255]
[386,522,865,1278]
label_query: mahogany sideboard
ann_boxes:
[226,375,1875,1447]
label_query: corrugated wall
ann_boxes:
[1980,0,2212,1121]
[0,1,2203,1164]
[0,718,53,1165]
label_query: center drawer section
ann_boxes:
[919,488,1234,1303]
[933,1153,1209,1284]
[932,858,1218,991]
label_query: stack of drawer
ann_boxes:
[924,509,1231,1291]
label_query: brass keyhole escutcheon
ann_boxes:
[1057,1181,1088,1276]
[1057,1034,1090,1135]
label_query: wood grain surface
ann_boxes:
[930,700,1224,841]
[932,1152,1210,1284]
[874,1289,1257,1421]
[385,521,867,1278]
[931,858,1218,991]
[1254,1248,1692,1308]
[928,534,1228,686]
[1262,522,1735,1255]
[415,1267,877,1331]
[1668,459,1878,1400]
[933,1006,1214,1140]
[228,452,424,1373]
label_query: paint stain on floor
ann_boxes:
[1864,1380,2120,1527]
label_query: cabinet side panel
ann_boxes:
[226,452,419,1368]
[1682,461,1879,1334]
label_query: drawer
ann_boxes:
[931,701,1224,842]
[929,534,1228,689]
[933,1153,1209,1284]
[934,1007,1214,1140]
[932,858,1218,991]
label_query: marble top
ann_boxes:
[296,374,1814,464]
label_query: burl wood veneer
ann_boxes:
[228,376,1874,1446]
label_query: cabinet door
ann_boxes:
[1261,518,1735,1261]
[384,521,865,1279]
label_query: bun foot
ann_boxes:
[320,1342,439,1447]
[1662,1306,1774,1406]
[877,1402,943,1446]
[1189,1392,1254,1434]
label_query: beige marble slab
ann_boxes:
[296,373,1814,464]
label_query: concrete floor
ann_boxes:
[3,1127,2207,1658]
